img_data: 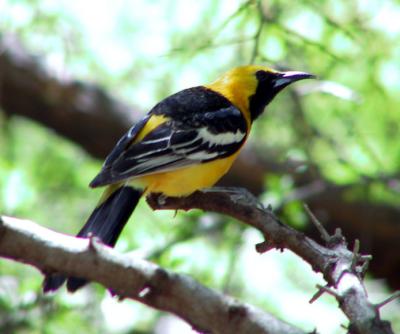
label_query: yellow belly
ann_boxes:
[133,153,239,197]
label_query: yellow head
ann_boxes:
[206,65,314,122]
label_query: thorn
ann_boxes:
[315,284,341,299]
[375,291,400,309]
[255,240,275,253]
[327,228,346,248]
[359,254,373,261]
[350,239,360,271]
[108,288,127,301]
[358,258,370,276]
[310,284,341,304]
[349,240,372,277]
[117,294,127,302]
[256,201,266,210]
[360,254,373,270]
[309,286,325,304]
[334,228,343,238]
[304,204,330,242]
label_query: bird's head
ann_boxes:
[207,65,315,122]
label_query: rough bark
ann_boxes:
[0,215,305,334]
[147,188,394,334]
[0,187,395,333]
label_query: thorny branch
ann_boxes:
[0,187,397,333]
[147,187,395,334]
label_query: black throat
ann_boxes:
[248,71,279,121]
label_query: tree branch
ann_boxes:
[146,188,394,334]
[0,34,138,158]
[0,215,305,334]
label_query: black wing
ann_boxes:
[102,115,151,168]
[90,87,248,187]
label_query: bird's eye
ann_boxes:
[255,70,274,83]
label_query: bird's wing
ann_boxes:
[101,115,151,168]
[90,105,247,187]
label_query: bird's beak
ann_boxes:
[273,71,316,88]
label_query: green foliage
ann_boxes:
[1,0,400,333]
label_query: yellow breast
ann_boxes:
[133,152,239,197]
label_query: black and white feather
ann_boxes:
[90,87,248,188]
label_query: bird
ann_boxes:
[43,65,314,293]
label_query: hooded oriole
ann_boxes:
[43,65,314,292]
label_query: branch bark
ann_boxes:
[0,215,305,334]
[146,188,394,334]
[0,188,396,333]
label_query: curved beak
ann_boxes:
[273,71,316,89]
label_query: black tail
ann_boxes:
[43,185,143,293]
